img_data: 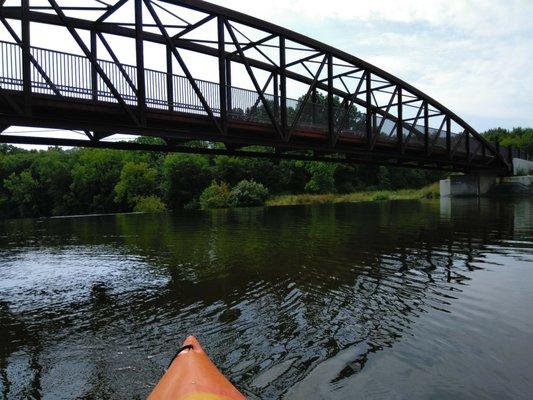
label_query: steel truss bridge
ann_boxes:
[0,0,524,173]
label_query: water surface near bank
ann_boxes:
[0,198,532,399]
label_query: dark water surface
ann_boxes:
[0,199,532,399]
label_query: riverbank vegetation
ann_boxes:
[1,125,530,219]
[482,127,532,153]
[266,182,440,207]
[0,139,445,219]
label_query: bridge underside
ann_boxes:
[0,90,503,172]
[0,0,519,174]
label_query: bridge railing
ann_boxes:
[0,39,469,153]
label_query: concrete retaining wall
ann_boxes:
[513,158,533,176]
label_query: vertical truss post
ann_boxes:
[366,72,372,145]
[280,37,287,139]
[397,86,403,147]
[327,53,334,145]
[424,102,429,154]
[217,16,227,134]
[312,89,317,125]
[446,117,451,158]
[21,0,31,115]
[465,130,470,161]
[225,58,232,113]
[90,30,98,101]
[135,0,146,125]
[273,73,279,121]
[166,47,173,111]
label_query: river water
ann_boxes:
[0,199,532,399]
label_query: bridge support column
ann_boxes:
[440,174,498,198]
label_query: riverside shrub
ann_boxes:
[133,196,167,213]
[199,181,232,209]
[228,180,269,207]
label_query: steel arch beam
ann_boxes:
[0,0,514,173]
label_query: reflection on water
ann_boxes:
[0,199,532,399]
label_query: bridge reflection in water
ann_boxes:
[0,199,532,399]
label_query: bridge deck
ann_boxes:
[0,39,516,172]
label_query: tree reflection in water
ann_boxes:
[0,198,530,399]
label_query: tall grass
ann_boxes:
[266,182,440,207]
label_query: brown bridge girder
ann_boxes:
[0,0,516,174]
[0,89,507,174]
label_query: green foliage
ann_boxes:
[482,127,533,153]
[372,191,390,201]
[199,180,269,209]
[418,182,440,199]
[305,163,336,194]
[163,154,212,209]
[3,170,40,217]
[214,156,247,186]
[1,125,473,219]
[70,149,124,214]
[114,162,158,208]
[228,180,269,207]
[199,181,232,209]
[133,196,167,213]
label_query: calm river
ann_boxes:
[1,199,532,399]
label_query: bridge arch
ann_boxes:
[0,0,513,173]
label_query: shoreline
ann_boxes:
[266,183,440,207]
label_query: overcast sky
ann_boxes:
[216,0,533,132]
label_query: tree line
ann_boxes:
[0,138,444,219]
[1,125,529,219]
[482,127,533,154]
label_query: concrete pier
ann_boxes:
[440,158,533,198]
[440,175,498,197]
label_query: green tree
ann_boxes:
[334,164,357,193]
[3,170,40,217]
[163,153,212,209]
[33,148,75,215]
[70,149,124,214]
[114,162,159,209]
[305,162,336,193]
[214,156,247,187]
[482,127,533,153]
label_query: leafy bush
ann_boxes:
[133,196,167,213]
[305,163,336,194]
[229,180,269,207]
[199,181,232,209]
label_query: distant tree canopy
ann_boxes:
[0,136,448,219]
[482,127,533,153]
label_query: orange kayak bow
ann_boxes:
[148,336,246,400]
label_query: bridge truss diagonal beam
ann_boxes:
[0,0,517,174]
